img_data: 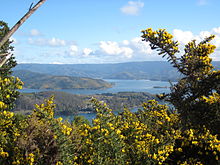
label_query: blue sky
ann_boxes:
[1,0,220,64]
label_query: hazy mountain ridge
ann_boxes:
[15,61,220,81]
[13,70,112,90]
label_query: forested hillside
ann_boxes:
[13,70,112,89]
[13,91,156,115]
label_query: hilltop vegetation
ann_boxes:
[13,70,112,89]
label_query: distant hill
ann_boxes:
[14,61,220,81]
[13,70,112,90]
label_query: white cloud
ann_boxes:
[30,29,41,36]
[199,31,211,38]
[173,28,218,42]
[120,1,144,16]
[100,41,133,58]
[48,38,66,46]
[122,40,130,45]
[212,27,220,34]
[28,37,67,47]
[21,27,220,64]
[212,35,220,48]
[173,29,195,44]
[171,28,220,60]
[98,37,154,60]
[172,27,220,48]
[82,48,93,57]
[122,47,133,58]
[130,37,153,54]
[69,45,78,56]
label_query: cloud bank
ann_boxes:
[28,37,67,47]
[16,27,220,64]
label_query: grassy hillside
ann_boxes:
[13,70,112,89]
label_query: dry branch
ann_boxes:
[0,53,10,57]
[0,0,47,67]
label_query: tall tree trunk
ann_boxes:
[0,0,47,67]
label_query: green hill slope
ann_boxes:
[13,70,112,89]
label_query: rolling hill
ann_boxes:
[13,70,112,90]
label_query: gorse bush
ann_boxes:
[76,98,181,164]
[72,98,220,164]
[141,28,220,135]
[0,22,220,164]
